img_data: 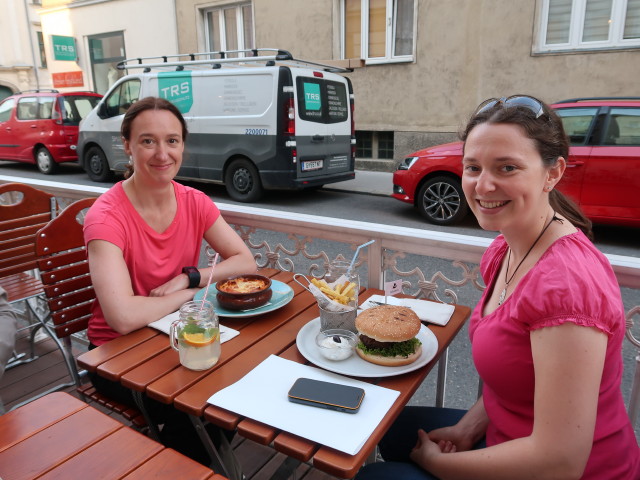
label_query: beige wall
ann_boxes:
[176,0,638,167]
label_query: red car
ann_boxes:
[0,89,102,174]
[392,98,640,227]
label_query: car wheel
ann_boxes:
[417,176,468,225]
[35,147,58,175]
[224,158,264,202]
[85,146,114,182]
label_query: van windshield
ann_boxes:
[60,96,101,126]
[296,77,349,124]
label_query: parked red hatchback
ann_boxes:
[392,97,640,228]
[0,90,102,174]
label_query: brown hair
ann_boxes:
[460,97,593,240]
[120,97,188,179]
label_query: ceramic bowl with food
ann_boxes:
[215,274,272,311]
[315,329,358,361]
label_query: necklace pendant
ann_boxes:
[498,288,507,306]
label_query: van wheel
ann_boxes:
[417,176,468,225]
[85,146,114,182]
[225,159,264,202]
[36,147,58,175]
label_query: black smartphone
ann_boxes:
[287,377,365,413]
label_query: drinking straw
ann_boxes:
[347,240,375,276]
[199,252,219,311]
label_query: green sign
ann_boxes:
[52,35,77,61]
[158,72,193,113]
[303,82,321,111]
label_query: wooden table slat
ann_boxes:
[121,448,217,480]
[97,334,171,382]
[0,406,123,479]
[236,418,278,446]
[0,392,87,454]
[121,348,181,391]
[37,427,163,480]
[77,327,159,371]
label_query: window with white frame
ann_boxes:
[342,0,415,64]
[203,3,254,57]
[538,0,640,52]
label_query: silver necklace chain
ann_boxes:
[497,213,559,306]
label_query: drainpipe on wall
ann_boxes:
[22,0,40,90]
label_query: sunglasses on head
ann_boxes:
[474,95,547,119]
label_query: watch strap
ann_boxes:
[182,266,200,289]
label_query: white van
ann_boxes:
[78,49,355,202]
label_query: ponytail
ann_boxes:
[550,189,593,240]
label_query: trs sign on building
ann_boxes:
[52,35,77,61]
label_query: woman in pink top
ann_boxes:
[83,96,256,465]
[356,96,639,480]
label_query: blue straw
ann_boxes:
[347,240,375,276]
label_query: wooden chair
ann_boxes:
[34,197,146,429]
[0,183,57,368]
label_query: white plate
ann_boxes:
[296,318,439,378]
[194,279,294,318]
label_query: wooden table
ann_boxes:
[0,391,225,480]
[77,269,471,479]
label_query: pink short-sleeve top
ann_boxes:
[469,231,640,479]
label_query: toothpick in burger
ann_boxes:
[355,305,422,366]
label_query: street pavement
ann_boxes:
[325,170,393,196]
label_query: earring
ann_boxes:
[128,156,133,165]
[545,185,552,191]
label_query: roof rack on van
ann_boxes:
[117,48,354,73]
[16,89,60,94]
[556,96,640,103]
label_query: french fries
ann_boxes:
[311,278,357,305]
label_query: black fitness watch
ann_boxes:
[182,266,201,289]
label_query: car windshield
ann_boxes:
[60,96,101,126]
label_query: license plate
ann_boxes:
[302,160,323,171]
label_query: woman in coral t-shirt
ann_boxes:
[356,96,640,480]
[83,96,256,464]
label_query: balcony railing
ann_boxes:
[2,175,639,437]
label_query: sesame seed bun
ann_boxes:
[355,305,420,342]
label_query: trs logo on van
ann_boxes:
[158,72,193,113]
[303,83,321,111]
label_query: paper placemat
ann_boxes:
[207,355,400,455]
[360,295,455,326]
[148,310,240,344]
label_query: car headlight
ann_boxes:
[398,156,419,170]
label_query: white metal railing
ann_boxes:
[2,175,639,435]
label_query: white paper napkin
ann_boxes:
[207,355,400,455]
[360,295,455,326]
[148,310,240,343]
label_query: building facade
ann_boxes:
[174,0,639,170]
[3,0,637,170]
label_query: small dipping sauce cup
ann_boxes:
[315,329,358,361]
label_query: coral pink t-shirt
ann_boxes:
[84,181,219,346]
[469,231,640,479]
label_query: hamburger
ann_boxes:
[355,305,422,366]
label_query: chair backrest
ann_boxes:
[35,197,96,339]
[0,183,57,279]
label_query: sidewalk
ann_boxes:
[324,170,393,196]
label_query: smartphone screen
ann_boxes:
[287,377,365,413]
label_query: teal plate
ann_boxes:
[194,279,294,318]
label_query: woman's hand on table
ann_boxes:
[149,273,194,297]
